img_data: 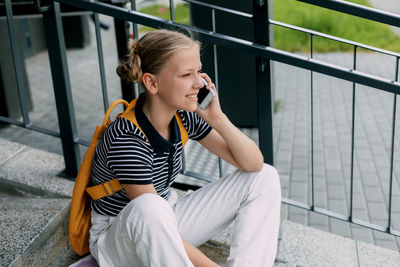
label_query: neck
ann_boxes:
[142,95,176,139]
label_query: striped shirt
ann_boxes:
[90,94,212,216]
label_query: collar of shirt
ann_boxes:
[134,93,181,155]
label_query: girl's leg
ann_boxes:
[96,193,194,267]
[173,163,281,267]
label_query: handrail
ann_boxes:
[55,0,400,95]
[182,0,253,19]
[269,19,400,57]
[1,0,398,237]
[297,0,400,28]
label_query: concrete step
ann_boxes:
[0,196,78,266]
[0,137,231,266]
[0,138,78,266]
[1,137,400,266]
[276,220,400,266]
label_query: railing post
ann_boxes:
[254,0,274,165]
[114,12,136,102]
[42,2,80,177]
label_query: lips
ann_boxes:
[185,93,198,99]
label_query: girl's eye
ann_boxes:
[182,73,190,77]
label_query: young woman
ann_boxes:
[89,29,281,267]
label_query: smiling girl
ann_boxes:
[88,29,281,267]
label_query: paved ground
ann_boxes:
[1,0,400,253]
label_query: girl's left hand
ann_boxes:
[195,73,225,126]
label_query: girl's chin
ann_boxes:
[181,103,198,112]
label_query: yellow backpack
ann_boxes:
[69,99,189,256]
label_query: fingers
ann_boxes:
[200,73,216,93]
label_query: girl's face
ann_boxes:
[155,45,204,112]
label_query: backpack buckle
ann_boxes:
[101,181,116,196]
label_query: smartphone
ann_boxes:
[197,78,215,110]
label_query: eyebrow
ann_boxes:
[182,66,202,72]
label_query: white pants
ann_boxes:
[89,164,281,267]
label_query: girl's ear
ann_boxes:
[142,73,158,95]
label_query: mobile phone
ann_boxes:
[197,78,215,110]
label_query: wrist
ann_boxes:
[208,113,229,130]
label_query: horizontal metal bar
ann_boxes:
[0,11,92,19]
[0,14,43,19]
[282,198,400,236]
[269,19,400,58]
[26,125,60,137]
[181,170,218,183]
[313,206,349,222]
[76,138,90,146]
[297,0,400,28]
[0,115,60,137]
[0,0,93,18]
[183,0,253,19]
[0,116,24,126]
[53,0,400,95]
[281,197,313,210]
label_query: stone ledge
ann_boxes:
[0,138,24,166]
[0,197,71,266]
[0,138,74,198]
[1,138,399,266]
[277,220,400,266]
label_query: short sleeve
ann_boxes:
[178,110,212,141]
[106,134,153,185]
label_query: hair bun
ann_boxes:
[116,46,142,82]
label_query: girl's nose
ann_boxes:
[193,76,203,89]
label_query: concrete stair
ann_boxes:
[0,138,78,266]
[1,137,399,266]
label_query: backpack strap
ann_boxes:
[175,113,188,147]
[119,99,149,142]
[86,178,122,200]
[86,98,189,201]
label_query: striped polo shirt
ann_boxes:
[90,93,212,216]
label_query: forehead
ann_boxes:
[167,46,201,72]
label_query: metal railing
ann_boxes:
[1,0,399,237]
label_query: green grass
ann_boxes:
[274,0,400,52]
[139,1,400,52]
[138,3,190,32]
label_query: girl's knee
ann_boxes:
[254,164,281,196]
[261,164,280,184]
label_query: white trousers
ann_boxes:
[89,163,281,267]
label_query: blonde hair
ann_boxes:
[116,30,200,84]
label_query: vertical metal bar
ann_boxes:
[254,0,274,165]
[211,8,223,178]
[4,0,30,126]
[42,2,80,177]
[129,0,140,99]
[387,56,399,232]
[211,9,219,90]
[169,0,176,21]
[349,45,357,220]
[130,0,139,39]
[114,17,135,102]
[93,11,109,112]
[310,34,315,209]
